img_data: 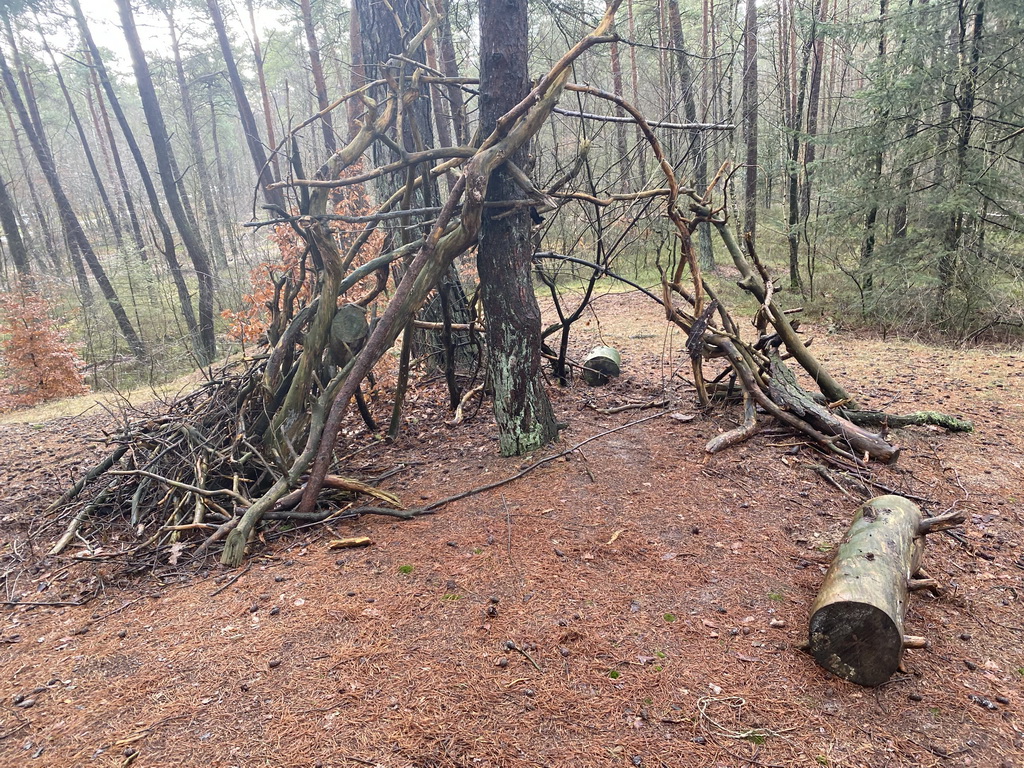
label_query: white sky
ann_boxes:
[40,1,288,73]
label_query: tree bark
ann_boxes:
[859,0,888,297]
[666,0,713,269]
[83,48,147,259]
[165,4,227,268]
[0,45,145,359]
[117,0,216,364]
[477,0,559,456]
[244,0,282,182]
[207,91,241,261]
[0,45,59,273]
[207,0,286,212]
[0,168,29,277]
[939,0,984,303]
[299,0,336,155]
[37,27,126,253]
[809,496,958,686]
[435,0,468,146]
[786,0,819,292]
[741,0,759,241]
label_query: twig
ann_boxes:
[413,411,668,515]
[108,469,251,507]
[502,493,514,561]
[210,563,252,597]
[505,640,543,672]
[592,398,669,415]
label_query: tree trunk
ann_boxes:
[0,168,29,277]
[207,0,286,212]
[70,0,201,354]
[37,27,126,253]
[299,0,336,155]
[786,0,819,292]
[859,0,888,298]
[609,27,629,180]
[809,496,959,686]
[0,47,60,273]
[0,45,145,359]
[244,0,281,182]
[117,0,216,364]
[83,48,148,259]
[207,92,241,261]
[435,0,468,146]
[741,0,759,241]
[478,0,559,457]
[939,0,984,304]
[165,4,227,268]
[666,0,712,269]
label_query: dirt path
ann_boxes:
[0,291,1021,767]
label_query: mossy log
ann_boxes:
[808,495,961,686]
[840,409,974,433]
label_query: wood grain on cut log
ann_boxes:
[808,495,941,686]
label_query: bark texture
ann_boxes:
[809,495,925,686]
[477,0,558,457]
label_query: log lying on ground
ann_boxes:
[767,352,899,463]
[807,495,963,686]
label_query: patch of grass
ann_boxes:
[442,593,461,601]
[397,565,414,574]
[608,670,621,679]
[663,613,676,623]
[743,733,767,746]
[768,591,785,602]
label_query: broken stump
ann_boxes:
[807,495,959,686]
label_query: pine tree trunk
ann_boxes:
[70,0,202,354]
[38,29,126,253]
[0,168,29,277]
[741,0,759,241]
[84,49,148,259]
[859,0,888,298]
[939,0,984,304]
[244,0,282,182]
[299,0,336,155]
[207,0,285,212]
[478,0,558,457]
[207,92,241,262]
[165,5,227,269]
[609,28,629,178]
[666,0,713,269]
[117,0,216,364]
[0,45,145,359]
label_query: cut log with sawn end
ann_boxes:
[581,346,621,386]
[807,495,962,686]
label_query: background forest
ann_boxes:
[0,0,1021,404]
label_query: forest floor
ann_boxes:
[0,289,1022,768]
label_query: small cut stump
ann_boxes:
[808,495,960,686]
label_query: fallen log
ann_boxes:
[807,495,963,686]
